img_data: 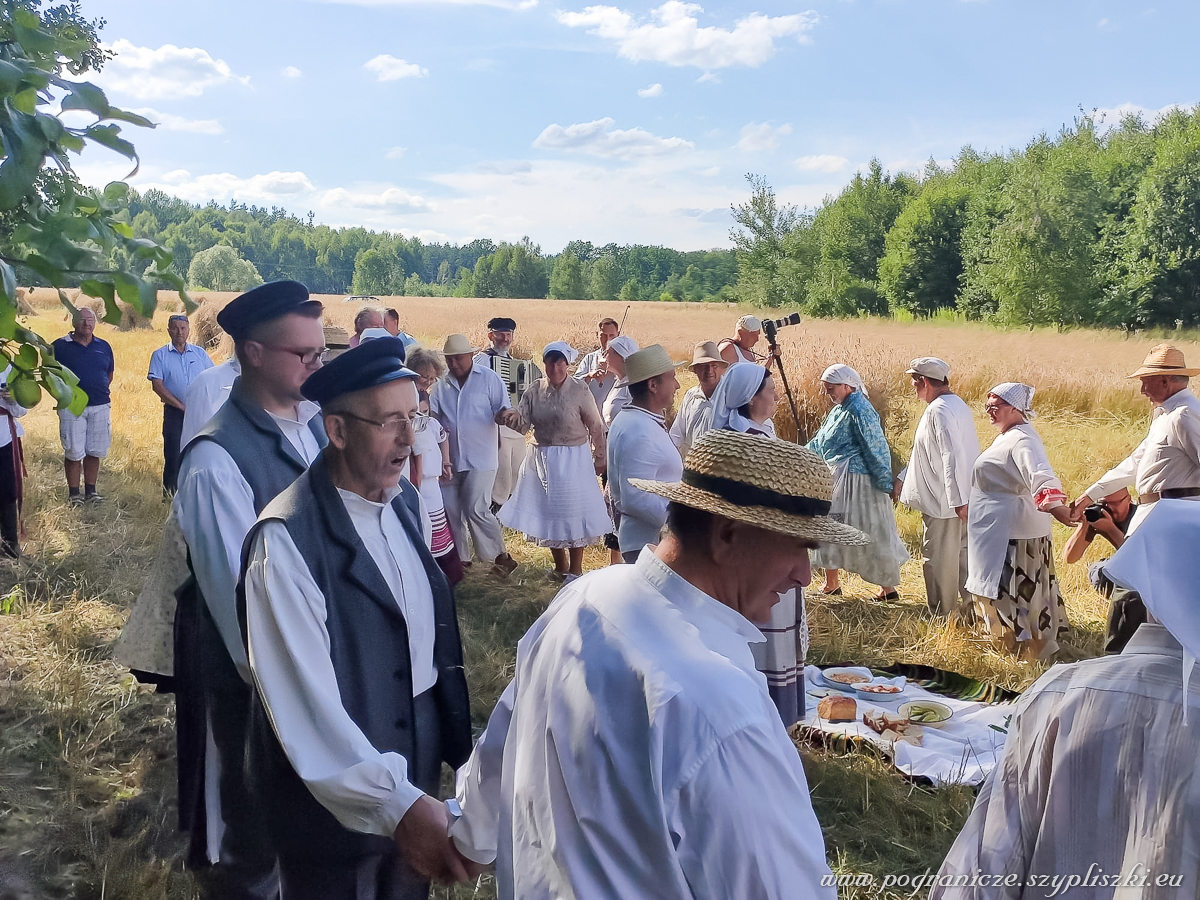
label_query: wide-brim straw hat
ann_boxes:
[631,430,871,545]
[690,340,727,369]
[1127,343,1200,378]
[442,333,477,356]
[625,344,683,385]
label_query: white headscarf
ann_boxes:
[542,341,579,365]
[820,364,868,399]
[606,335,639,359]
[704,362,769,434]
[989,382,1037,420]
[1104,500,1200,719]
[359,327,392,343]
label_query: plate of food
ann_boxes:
[821,666,873,689]
[852,680,906,702]
[898,700,953,726]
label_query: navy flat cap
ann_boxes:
[301,336,417,404]
[216,280,322,340]
[487,316,517,331]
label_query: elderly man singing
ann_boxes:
[239,337,473,899]
[448,430,868,898]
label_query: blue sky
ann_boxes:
[71,0,1197,253]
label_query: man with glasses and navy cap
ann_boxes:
[172,280,327,898]
[148,314,213,495]
[239,336,472,899]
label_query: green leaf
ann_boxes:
[102,182,130,204]
[84,124,137,161]
[58,81,111,118]
[0,260,15,306]
[13,344,39,373]
[67,386,88,416]
[40,369,74,410]
[112,221,134,238]
[0,60,23,94]
[21,254,60,284]
[80,279,115,306]
[103,107,155,129]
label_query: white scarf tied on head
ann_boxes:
[704,362,769,434]
[820,364,868,399]
[542,341,579,365]
[989,382,1037,420]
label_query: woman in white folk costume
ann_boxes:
[806,364,908,599]
[966,383,1074,659]
[499,342,611,581]
[411,387,463,586]
[705,362,807,726]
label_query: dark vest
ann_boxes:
[236,453,473,861]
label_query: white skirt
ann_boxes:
[499,444,612,548]
[811,471,908,586]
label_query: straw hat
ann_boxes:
[625,344,681,385]
[630,430,871,545]
[442,333,477,356]
[690,340,727,369]
[1127,343,1200,379]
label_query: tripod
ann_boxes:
[763,322,802,443]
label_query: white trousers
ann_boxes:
[444,468,506,563]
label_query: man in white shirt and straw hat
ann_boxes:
[897,357,981,617]
[670,340,728,458]
[933,499,1200,899]
[428,334,518,577]
[448,429,870,898]
[1071,343,1200,534]
[606,345,683,563]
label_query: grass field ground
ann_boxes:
[0,294,1190,897]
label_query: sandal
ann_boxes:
[819,587,842,596]
[877,590,900,601]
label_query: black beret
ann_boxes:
[301,336,416,405]
[487,316,517,331]
[216,280,322,340]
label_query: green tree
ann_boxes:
[588,255,622,301]
[187,244,263,292]
[878,180,970,315]
[352,246,404,295]
[549,251,585,299]
[0,0,188,410]
[730,174,799,307]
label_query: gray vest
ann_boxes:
[236,452,472,861]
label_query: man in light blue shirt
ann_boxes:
[147,314,213,494]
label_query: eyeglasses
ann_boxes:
[257,343,329,365]
[336,411,429,436]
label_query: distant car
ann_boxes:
[343,294,381,303]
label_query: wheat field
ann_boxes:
[0,291,1190,897]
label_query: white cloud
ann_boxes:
[317,0,537,8]
[386,146,407,159]
[146,169,316,203]
[1097,17,1109,27]
[701,166,720,176]
[99,39,248,100]
[794,153,848,173]
[533,117,693,159]
[130,107,223,135]
[735,121,792,153]
[556,1,819,71]
[320,186,429,211]
[283,66,303,78]
[637,82,664,98]
[364,54,429,81]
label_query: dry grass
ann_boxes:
[0,296,1178,898]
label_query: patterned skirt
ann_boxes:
[810,472,908,586]
[975,536,1067,658]
[750,588,808,728]
[429,505,456,559]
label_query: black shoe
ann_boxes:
[68,492,84,507]
[1,541,20,560]
[85,491,103,505]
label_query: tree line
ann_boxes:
[733,106,1200,329]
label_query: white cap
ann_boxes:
[737,315,762,332]
[906,357,951,381]
[606,335,639,358]
[359,327,392,343]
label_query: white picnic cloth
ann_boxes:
[800,665,1012,786]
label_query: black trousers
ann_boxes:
[0,442,17,551]
[278,691,443,900]
[163,405,185,493]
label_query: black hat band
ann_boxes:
[682,470,831,518]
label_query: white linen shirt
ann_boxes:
[179,358,240,449]
[899,392,981,518]
[602,379,631,429]
[933,624,1200,900]
[429,364,510,473]
[173,400,322,682]
[574,348,617,414]
[668,384,712,458]
[243,486,437,840]
[1086,388,1200,501]
[449,549,835,900]
[607,406,684,552]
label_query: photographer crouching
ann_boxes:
[1062,488,1145,653]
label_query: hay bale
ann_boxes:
[190,297,225,350]
[14,289,34,316]
[115,302,154,331]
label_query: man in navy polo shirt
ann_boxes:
[53,307,115,505]
[148,315,213,495]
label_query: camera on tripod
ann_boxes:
[761,312,801,343]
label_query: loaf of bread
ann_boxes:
[817,695,857,722]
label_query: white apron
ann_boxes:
[964,486,1021,600]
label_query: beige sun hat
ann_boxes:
[690,340,727,369]
[442,333,477,356]
[630,430,871,545]
[625,344,682,385]
[1127,343,1200,378]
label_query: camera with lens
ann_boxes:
[1083,503,1109,523]
[760,312,801,341]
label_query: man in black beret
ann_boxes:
[238,337,473,899]
[475,316,540,509]
[172,280,327,897]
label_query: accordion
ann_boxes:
[482,353,541,407]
